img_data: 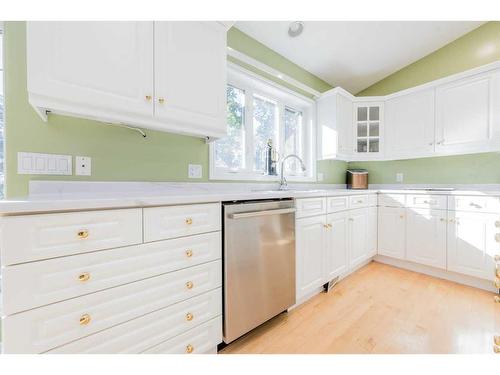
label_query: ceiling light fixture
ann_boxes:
[288,21,304,38]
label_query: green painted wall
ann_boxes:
[4,22,344,198]
[352,22,500,185]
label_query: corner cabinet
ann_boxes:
[352,101,384,159]
[27,21,228,139]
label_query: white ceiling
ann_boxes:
[235,21,484,94]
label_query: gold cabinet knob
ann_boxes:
[495,336,500,346]
[323,224,329,228]
[186,344,194,354]
[77,230,89,239]
[328,224,333,228]
[185,218,193,225]
[185,249,193,258]
[79,314,91,326]
[145,95,152,101]
[158,98,165,104]
[186,312,194,321]
[494,278,500,289]
[78,272,90,282]
[495,295,500,303]
[494,345,500,353]
[186,281,194,289]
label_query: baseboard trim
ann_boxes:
[374,255,497,293]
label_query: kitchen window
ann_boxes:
[210,65,315,181]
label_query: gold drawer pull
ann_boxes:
[186,281,194,289]
[145,95,152,101]
[79,314,91,326]
[494,278,500,289]
[158,98,165,104]
[495,295,500,303]
[186,312,194,321]
[78,272,90,282]
[495,336,500,346]
[323,224,329,228]
[185,218,193,225]
[77,230,89,239]
[494,345,500,353]
[186,249,193,258]
[328,224,333,228]
[186,344,194,354]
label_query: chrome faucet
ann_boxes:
[279,154,307,191]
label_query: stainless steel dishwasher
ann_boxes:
[222,199,296,344]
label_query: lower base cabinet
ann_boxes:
[378,206,406,259]
[406,209,447,269]
[296,203,377,301]
[447,211,498,280]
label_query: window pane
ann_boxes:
[357,107,367,121]
[369,106,379,121]
[369,122,379,136]
[214,85,245,170]
[357,123,367,137]
[369,138,379,153]
[253,94,278,173]
[357,139,368,153]
[284,107,304,175]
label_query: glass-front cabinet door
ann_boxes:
[354,102,383,157]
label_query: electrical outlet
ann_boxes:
[75,156,92,176]
[396,173,404,183]
[188,164,202,179]
[317,172,324,182]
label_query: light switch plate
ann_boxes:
[396,173,404,183]
[188,164,202,179]
[18,152,72,175]
[75,156,92,176]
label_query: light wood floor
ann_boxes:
[220,262,499,354]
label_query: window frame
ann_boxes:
[209,63,316,182]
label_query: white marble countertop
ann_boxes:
[2,181,500,215]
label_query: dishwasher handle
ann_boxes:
[228,207,296,219]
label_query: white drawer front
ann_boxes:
[48,289,222,354]
[349,195,369,209]
[295,197,327,218]
[141,317,222,354]
[448,195,500,213]
[406,194,447,210]
[378,193,406,207]
[2,260,221,353]
[0,208,142,266]
[2,232,221,315]
[327,196,349,213]
[144,203,221,242]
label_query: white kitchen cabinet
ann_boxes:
[27,22,154,120]
[325,211,349,280]
[447,211,498,280]
[27,21,228,138]
[348,208,369,269]
[154,22,226,137]
[296,215,327,299]
[405,209,447,269]
[317,88,353,160]
[378,206,406,259]
[367,207,378,257]
[435,70,500,154]
[352,101,384,159]
[385,89,435,158]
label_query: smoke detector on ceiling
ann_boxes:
[288,21,304,37]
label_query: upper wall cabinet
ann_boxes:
[27,21,228,139]
[317,88,353,160]
[385,89,435,159]
[352,101,384,160]
[435,70,500,155]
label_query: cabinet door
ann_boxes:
[27,22,154,119]
[317,90,352,160]
[406,209,447,269]
[378,207,406,259]
[348,208,369,269]
[447,211,498,280]
[385,89,435,158]
[154,22,227,137]
[367,207,378,257]
[435,71,498,154]
[325,212,348,280]
[353,102,384,158]
[296,216,326,299]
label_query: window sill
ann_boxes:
[209,169,316,183]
